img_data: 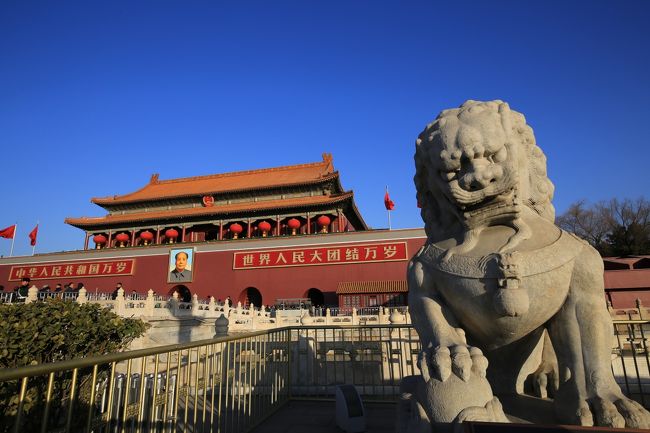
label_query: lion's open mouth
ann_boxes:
[445,171,515,211]
[462,189,515,216]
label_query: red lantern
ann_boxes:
[165,228,179,244]
[140,231,154,245]
[115,232,130,247]
[258,221,271,237]
[93,234,107,249]
[230,223,243,239]
[317,215,331,233]
[287,218,300,235]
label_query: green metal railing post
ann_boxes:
[286,328,291,400]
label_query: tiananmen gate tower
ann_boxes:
[0,154,425,308]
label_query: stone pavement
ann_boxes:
[251,400,396,433]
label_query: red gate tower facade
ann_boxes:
[0,154,426,307]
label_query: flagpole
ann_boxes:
[10,223,16,257]
[32,221,39,256]
[385,186,392,230]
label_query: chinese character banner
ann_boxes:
[233,242,407,269]
[9,259,135,281]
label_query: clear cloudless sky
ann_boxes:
[1,1,649,257]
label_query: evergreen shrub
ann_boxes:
[0,300,149,430]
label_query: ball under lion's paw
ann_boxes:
[418,345,506,423]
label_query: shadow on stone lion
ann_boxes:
[398,100,650,431]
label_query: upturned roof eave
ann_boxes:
[67,192,358,230]
[349,200,369,230]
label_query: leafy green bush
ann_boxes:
[0,300,149,431]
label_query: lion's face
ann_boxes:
[415,100,555,241]
[428,105,519,226]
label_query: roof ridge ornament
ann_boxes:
[150,173,160,184]
[322,152,334,174]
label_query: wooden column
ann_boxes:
[131,230,136,247]
[181,226,186,243]
[337,209,343,233]
[84,233,90,250]
[276,215,280,236]
[219,220,223,240]
[306,214,311,234]
[108,231,113,248]
[247,218,252,238]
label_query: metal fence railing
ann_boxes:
[0,321,648,432]
[612,319,650,408]
[0,292,15,303]
[0,329,292,433]
[287,325,419,401]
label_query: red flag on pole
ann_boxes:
[384,190,395,211]
[0,225,16,239]
[29,225,38,246]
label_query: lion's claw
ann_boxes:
[575,400,594,426]
[451,345,472,382]
[432,347,452,381]
[469,347,488,378]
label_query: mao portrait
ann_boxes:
[168,248,194,283]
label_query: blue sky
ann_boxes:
[1,1,649,256]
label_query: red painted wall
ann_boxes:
[0,231,427,307]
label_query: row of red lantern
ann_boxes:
[92,215,333,247]
[93,229,175,249]
[222,216,331,239]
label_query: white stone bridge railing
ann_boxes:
[6,285,411,333]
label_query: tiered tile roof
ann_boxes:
[65,154,368,231]
[91,153,336,206]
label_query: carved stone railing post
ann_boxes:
[249,303,256,329]
[145,289,155,316]
[208,296,215,315]
[224,298,231,317]
[77,287,87,305]
[379,307,389,324]
[636,299,645,320]
[351,307,358,325]
[115,288,125,315]
[26,285,38,304]
[325,308,331,325]
[192,293,199,312]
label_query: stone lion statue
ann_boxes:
[401,100,649,430]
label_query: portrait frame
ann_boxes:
[167,247,195,283]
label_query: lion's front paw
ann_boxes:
[612,397,650,429]
[419,345,488,383]
[556,386,650,428]
[416,344,503,424]
[587,396,650,428]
